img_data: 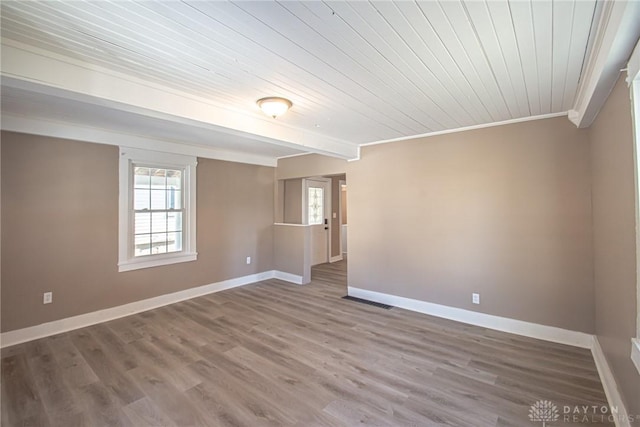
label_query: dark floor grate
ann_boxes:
[342,295,393,310]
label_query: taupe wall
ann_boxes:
[341,185,348,225]
[276,117,595,332]
[589,75,640,416]
[330,175,344,258]
[273,224,311,283]
[283,179,303,224]
[276,154,348,180]
[277,117,591,333]
[1,131,275,332]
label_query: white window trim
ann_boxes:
[627,39,640,374]
[118,147,197,272]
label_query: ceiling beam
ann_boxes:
[1,40,359,160]
[2,114,279,167]
[568,0,640,128]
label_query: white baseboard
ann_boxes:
[3,278,631,424]
[273,271,305,285]
[330,255,343,263]
[347,287,593,348]
[591,337,631,427]
[347,287,634,423]
[1,270,299,348]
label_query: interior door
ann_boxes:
[305,178,330,266]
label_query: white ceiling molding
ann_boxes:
[361,111,568,147]
[1,40,359,160]
[2,114,279,167]
[568,0,640,128]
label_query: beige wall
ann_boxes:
[1,131,275,332]
[330,175,345,258]
[341,185,348,225]
[276,154,348,180]
[283,179,303,224]
[346,117,594,332]
[273,224,311,283]
[589,75,640,416]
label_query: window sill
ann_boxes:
[118,252,197,272]
[632,338,640,375]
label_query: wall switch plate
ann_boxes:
[472,293,480,304]
[246,256,251,265]
[43,292,53,304]
[333,212,337,219]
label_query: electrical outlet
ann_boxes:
[246,256,251,265]
[43,292,53,304]
[472,293,480,305]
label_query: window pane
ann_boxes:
[168,212,182,232]
[134,167,150,189]
[134,234,151,256]
[134,212,151,235]
[150,168,166,187]
[167,189,182,210]
[308,187,323,225]
[134,189,150,210]
[125,152,195,265]
[166,169,182,189]
[167,232,182,253]
[151,190,166,210]
[151,212,167,233]
[151,233,167,254]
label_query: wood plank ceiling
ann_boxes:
[1,0,599,147]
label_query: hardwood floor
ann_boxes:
[2,260,613,426]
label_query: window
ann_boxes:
[133,167,183,256]
[308,187,324,225]
[119,148,197,272]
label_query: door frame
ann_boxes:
[303,177,331,265]
[339,179,346,259]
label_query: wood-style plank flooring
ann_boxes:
[2,260,613,426]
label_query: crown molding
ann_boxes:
[361,112,568,147]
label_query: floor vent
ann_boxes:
[342,295,393,310]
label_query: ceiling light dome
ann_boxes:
[257,97,292,118]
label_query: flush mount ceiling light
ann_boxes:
[257,97,292,119]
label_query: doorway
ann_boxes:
[275,174,347,286]
[304,178,330,266]
[339,180,347,259]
